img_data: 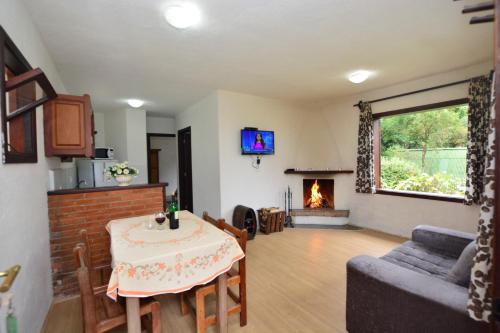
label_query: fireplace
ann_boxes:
[303,179,334,209]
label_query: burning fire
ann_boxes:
[308,179,323,208]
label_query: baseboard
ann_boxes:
[294,224,362,230]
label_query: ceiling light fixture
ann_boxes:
[127,99,145,108]
[164,3,201,29]
[348,70,372,84]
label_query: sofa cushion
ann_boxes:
[381,240,457,280]
[446,241,476,287]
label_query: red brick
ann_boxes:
[84,192,112,199]
[47,186,164,297]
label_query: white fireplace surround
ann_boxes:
[293,176,350,226]
[294,215,349,226]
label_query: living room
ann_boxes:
[0,1,498,333]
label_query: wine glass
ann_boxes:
[155,212,166,230]
[145,216,155,230]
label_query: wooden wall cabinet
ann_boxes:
[44,94,94,157]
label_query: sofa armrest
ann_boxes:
[412,225,475,258]
[346,255,487,333]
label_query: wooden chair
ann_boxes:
[180,213,247,333]
[78,229,112,287]
[74,244,162,333]
[202,211,224,228]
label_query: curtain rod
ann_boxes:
[353,78,472,108]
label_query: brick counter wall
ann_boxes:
[48,185,165,298]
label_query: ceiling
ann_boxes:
[21,0,493,116]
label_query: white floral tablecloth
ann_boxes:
[106,210,245,300]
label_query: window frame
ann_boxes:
[373,98,469,203]
[0,26,57,164]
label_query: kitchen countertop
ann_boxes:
[47,183,168,196]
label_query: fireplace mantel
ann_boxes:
[284,169,354,175]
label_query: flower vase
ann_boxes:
[114,174,133,186]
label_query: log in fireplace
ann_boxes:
[303,179,334,209]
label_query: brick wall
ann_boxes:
[48,185,165,298]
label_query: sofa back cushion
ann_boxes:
[381,241,456,280]
[446,241,476,287]
[412,225,475,258]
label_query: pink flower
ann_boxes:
[128,267,136,278]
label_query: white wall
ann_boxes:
[93,112,106,147]
[104,109,128,161]
[217,91,310,222]
[150,137,178,194]
[125,109,148,184]
[176,93,221,217]
[104,109,148,184]
[147,116,175,134]
[0,1,67,332]
[318,62,492,237]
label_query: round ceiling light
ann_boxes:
[127,99,144,108]
[164,3,201,29]
[348,70,372,84]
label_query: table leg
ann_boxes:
[126,297,141,333]
[216,273,228,333]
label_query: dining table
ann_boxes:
[105,210,245,333]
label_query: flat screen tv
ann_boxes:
[241,129,275,155]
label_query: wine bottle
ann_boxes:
[169,200,179,229]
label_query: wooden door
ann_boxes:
[178,127,193,212]
[44,94,94,157]
[149,149,161,184]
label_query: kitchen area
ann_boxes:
[46,95,177,192]
[43,92,178,300]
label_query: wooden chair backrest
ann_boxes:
[202,211,224,229]
[202,211,247,253]
[74,244,98,333]
[79,229,93,269]
[219,220,248,254]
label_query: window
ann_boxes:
[4,67,37,162]
[374,99,468,202]
[1,26,57,163]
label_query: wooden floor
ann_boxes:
[42,228,405,333]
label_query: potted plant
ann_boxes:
[105,161,139,186]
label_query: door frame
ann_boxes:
[177,126,193,212]
[146,133,176,184]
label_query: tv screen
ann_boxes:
[241,129,275,155]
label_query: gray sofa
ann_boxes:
[346,225,489,333]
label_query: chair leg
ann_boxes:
[195,291,206,333]
[141,314,152,333]
[239,284,247,326]
[151,302,162,333]
[180,292,189,316]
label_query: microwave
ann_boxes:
[94,147,114,160]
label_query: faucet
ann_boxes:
[77,180,87,189]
